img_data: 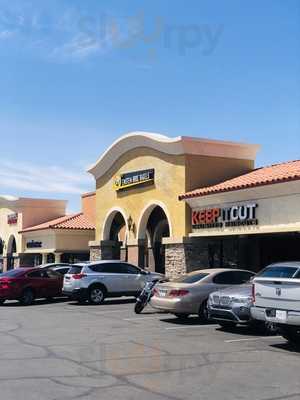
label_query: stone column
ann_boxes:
[54,253,62,263]
[164,237,210,280]
[13,256,20,268]
[42,253,48,265]
[164,243,187,279]
[2,257,8,272]
[89,243,101,261]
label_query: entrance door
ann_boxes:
[139,206,170,274]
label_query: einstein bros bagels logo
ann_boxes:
[192,203,258,229]
[113,169,155,191]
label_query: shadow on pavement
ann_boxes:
[2,297,69,307]
[270,342,300,353]
[68,298,136,306]
[159,315,215,326]
[215,324,279,337]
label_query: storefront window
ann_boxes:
[208,237,239,269]
[47,254,55,263]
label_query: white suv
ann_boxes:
[63,261,164,304]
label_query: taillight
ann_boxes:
[252,283,255,303]
[72,274,87,280]
[152,288,158,295]
[169,289,189,297]
[0,279,15,289]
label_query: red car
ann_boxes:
[0,268,64,305]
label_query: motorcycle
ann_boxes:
[134,278,162,314]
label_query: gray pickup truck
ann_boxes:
[251,262,300,344]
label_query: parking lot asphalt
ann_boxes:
[0,298,300,400]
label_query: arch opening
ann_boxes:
[103,209,128,260]
[7,235,17,270]
[138,205,170,274]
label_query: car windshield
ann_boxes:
[173,272,209,284]
[68,266,83,274]
[0,269,24,278]
[257,266,299,279]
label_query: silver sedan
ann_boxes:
[151,268,254,321]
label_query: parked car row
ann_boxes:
[0,260,299,345]
[150,263,300,342]
[0,261,163,306]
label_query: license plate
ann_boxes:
[159,289,167,297]
[266,309,287,322]
[275,310,287,322]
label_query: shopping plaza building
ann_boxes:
[0,194,95,270]
[87,131,300,277]
[1,131,300,276]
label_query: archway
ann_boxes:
[7,235,17,270]
[103,208,128,260]
[138,203,171,274]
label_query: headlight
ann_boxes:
[209,294,220,306]
[231,297,253,305]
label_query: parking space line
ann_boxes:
[165,324,219,330]
[123,316,163,321]
[224,336,281,343]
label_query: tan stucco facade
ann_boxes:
[94,148,255,243]
[95,148,187,242]
[180,179,300,273]
[21,229,94,265]
[0,196,66,270]
[88,132,259,274]
[187,180,300,237]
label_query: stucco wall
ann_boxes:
[185,154,254,192]
[22,229,94,253]
[94,146,257,244]
[81,192,96,224]
[188,180,300,237]
[184,154,254,235]
[21,202,65,229]
[95,147,187,241]
[0,207,23,255]
[0,198,66,256]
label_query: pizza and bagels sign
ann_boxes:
[192,203,258,230]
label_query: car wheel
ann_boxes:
[248,320,275,335]
[280,326,300,346]
[174,313,190,320]
[218,321,236,329]
[264,321,278,334]
[198,300,209,322]
[88,286,106,305]
[19,288,35,306]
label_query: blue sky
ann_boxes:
[0,0,299,212]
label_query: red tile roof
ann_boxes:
[179,160,300,200]
[20,213,95,233]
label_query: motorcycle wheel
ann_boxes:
[134,302,145,314]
